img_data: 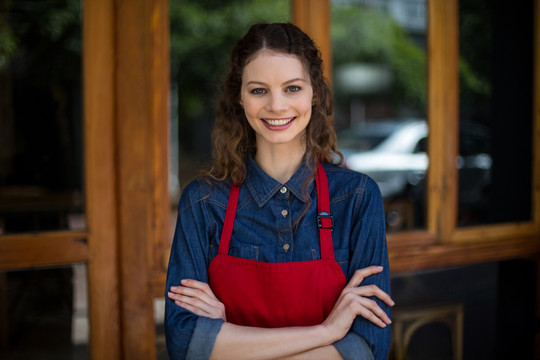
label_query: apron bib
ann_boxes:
[208,164,346,328]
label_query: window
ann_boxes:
[0,0,84,235]
[458,0,534,226]
[331,0,428,232]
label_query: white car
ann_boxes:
[338,120,491,201]
[339,120,428,198]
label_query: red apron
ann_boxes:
[208,164,347,328]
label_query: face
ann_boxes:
[240,50,313,152]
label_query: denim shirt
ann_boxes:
[165,158,391,360]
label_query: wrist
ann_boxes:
[315,323,340,346]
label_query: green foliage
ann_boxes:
[169,0,289,153]
[331,5,426,113]
[0,0,81,81]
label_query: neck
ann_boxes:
[254,143,306,184]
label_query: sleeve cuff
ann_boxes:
[334,332,374,360]
[186,317,225,360]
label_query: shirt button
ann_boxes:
[280,186,287,194]
[283,244,290,251]
[281,209,288,217]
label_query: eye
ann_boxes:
[286,85,301,93]
[250,88,266,95]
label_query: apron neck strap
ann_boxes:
[218,183,240,255]
[315,164,335,260]
[218,164,335,260]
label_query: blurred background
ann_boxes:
[0,0,538,359]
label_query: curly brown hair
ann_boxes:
[205,23,342,185]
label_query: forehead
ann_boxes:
[243,50,309,82]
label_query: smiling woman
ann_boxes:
[240,51,314,180]
[164,22,393,360]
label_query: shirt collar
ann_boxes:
[244,157,315,208]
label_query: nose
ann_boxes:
[266,93,288,113]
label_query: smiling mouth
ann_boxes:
[262,117,296,126]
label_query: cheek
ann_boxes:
[242,102,258,119]
[300,97,314,117]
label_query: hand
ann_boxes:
[168,279,226,321]
[322,266,394,341]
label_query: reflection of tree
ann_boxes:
[170,0,289,157]
[332,5,426,117]
[331,4,490,122]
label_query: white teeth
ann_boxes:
[264,117,294,126]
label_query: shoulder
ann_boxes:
[178,176,232,212]
[322,163,381,196]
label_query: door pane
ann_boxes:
[0,0,84,235]
[458,0,534,226]
[331,0,428,232]
[169,0,290,197]
[0,265,89,359]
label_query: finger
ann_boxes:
[357,297,392,325]
[339,291,392,326]
[355,285,395,306]
[180,279,217,298]
[172,286,222,309]
[354,302,389,328]
[174,299,212,318]
[169,291,221,317]
[346,266,383,288]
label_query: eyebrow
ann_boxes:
[246,78,309,86]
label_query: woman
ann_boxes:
[165,23,394,360]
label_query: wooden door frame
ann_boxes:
[84,0,170,358]
[3,0,536,358]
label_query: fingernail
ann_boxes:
[181,279,187,284]
[170,286,177,291]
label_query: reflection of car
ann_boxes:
[338,120,492,201]
[339,120,428,198]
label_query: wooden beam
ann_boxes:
[150,0,172,277]
[292,0,332,82]
[115,0,169,357]
[389,236,540,273]
[0,232,87,270]
[427,0,459,243]
[83,0,121,357]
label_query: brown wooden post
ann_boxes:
[84,0,122,358]
[114,0,169,357]
[427,0,459,243]
[292,0,332,82]
[116,0,168,359]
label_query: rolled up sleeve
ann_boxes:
[345,177,392,360]
[186,317,225,359]
[165,180,219,359]
[334,332,374,360]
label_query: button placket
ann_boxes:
[276,189,292,261]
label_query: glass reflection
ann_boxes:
[332,0,427,232]
[458,0,533,226]
[169,0,290,195]
[0,0,84,234]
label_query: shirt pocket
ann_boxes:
[208,244,260,262]
[333,248,350,276]
[229,245,259,261]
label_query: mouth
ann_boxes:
[261,117,296,126]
